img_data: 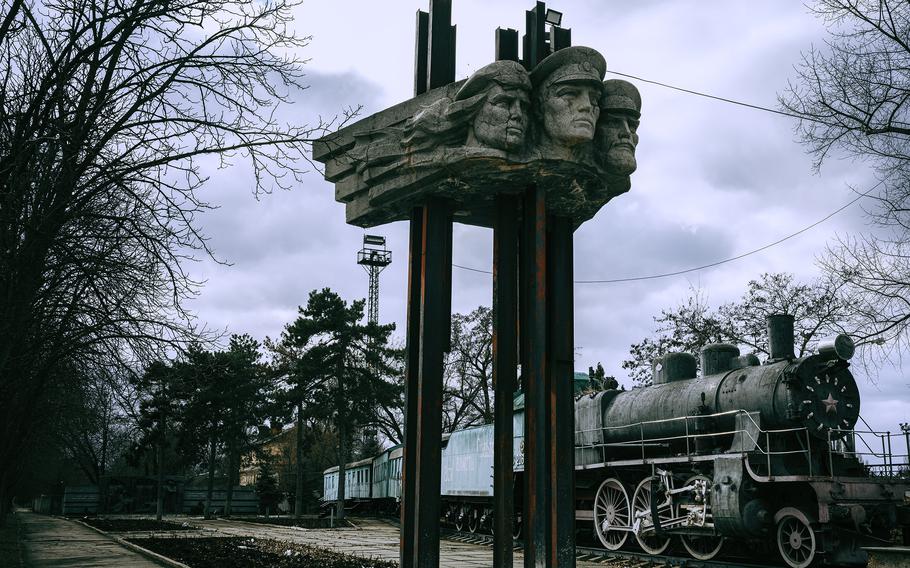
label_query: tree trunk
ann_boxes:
[100,405,109,514]
[0,472,9,526]
[294,403,304,518]
[336,421,347,520]
[204,434,216,519]
[155,429,164,521]
[225,440,235,518]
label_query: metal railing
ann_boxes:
[570,409,910,480]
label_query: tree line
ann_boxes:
[0,0,357,524]
[22,295,512,522]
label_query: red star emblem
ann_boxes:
[821,393,838,414]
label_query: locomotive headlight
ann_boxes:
[817,334,855,361]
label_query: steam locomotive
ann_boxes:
[324,314,910,567]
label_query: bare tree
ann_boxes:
[780,0,910,361]
[442,306,494,433]
[0,0,353,521]
[624,273,858,386]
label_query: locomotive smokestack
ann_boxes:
[767,314,795,360]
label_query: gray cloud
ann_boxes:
[181,2,908,435]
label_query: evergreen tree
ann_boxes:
[134,361,180,520]
[277,289,399,520]
[255,458,282,517]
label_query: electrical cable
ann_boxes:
[451,180,883,283]
[604,69,818,123]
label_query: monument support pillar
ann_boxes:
[412,198,452,568]
[521,184,549,566]
[547,215,576,566]
[519,187,577,568]
[493,194,520,567]
[400,206,424,567]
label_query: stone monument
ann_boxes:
[313,3,641,567]
[315,45,639,229]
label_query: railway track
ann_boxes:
[442,529,782,568]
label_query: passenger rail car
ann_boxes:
[323,447,403,513]
[323,315,909,567]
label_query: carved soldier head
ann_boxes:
[598,79,641,175]
[531,46,606,160]
[455,60,531,152]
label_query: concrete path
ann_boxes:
[191,517,613,567]
[18,512,167,567]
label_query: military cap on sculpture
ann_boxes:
[454,60,532,152]
[597,78,642,175]
[531,46,607,161]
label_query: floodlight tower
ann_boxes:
[357,235,392,324]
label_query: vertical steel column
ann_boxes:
[404,2,455,565]
[521,184,549,567]
[413,11,429,97]
[547,216,575,566]
[412,198,452,568]
[400,206,424,568]
[427,0,455,89]
[493,194,519,567]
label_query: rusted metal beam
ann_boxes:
[550,26,571,52]
[521,184,548,567]
[495,27,519,62]
[414,11,429,96]
[412,198,452,568]
[493,194,520,567]
[400,206,424,568]
[522,2,547,70]
[547,215,575,566]
[428,0,455,89]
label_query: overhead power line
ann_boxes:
[452,180,883,284]
[604,69,819,123]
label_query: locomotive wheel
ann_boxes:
[454,505,466,531]
[467,506,480,533]
[593,478,630,550]
[679,474,724,561]
[681,532,724,560]
[483,507,494,535]
[776,513,817,568]
[632,476,672,555]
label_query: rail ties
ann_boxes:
[440,529,782,568]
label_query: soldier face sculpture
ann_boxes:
[598,79,642,175]
[468,84,530,151]
[599,112,639,174]
[530,47,607,160]
[539,80,601,148]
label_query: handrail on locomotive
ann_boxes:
[572,408,910,480]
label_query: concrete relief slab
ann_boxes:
[313,46,640,228]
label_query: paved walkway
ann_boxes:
[15,513,618,567]
[18,512,167,567]
[190,517,611,567]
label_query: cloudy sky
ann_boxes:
[187,2,908,438]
